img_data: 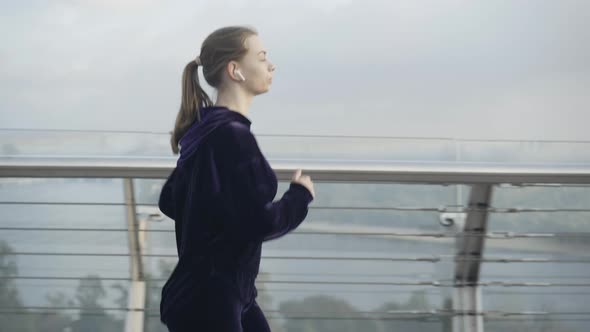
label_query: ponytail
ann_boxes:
[170,60,213,154]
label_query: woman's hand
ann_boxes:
[291,169,315,199]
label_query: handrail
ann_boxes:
[1,156,589,183]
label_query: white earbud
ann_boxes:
[235,69,246,82]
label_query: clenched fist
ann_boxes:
[291,169,315,199]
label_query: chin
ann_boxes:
[255,86,271,95]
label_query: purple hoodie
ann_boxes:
[158,106,314,325]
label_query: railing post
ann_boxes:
[124,178,146,332]
[453,184,493,332]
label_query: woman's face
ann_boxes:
[236,34,276,95]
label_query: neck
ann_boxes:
[214,85,253,118]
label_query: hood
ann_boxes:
[176,106,251,167]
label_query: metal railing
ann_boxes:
[1,155,589,332]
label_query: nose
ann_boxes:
[269,62,276,72]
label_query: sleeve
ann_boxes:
[215,123,314,243]
[261,182,314,242]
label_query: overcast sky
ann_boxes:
[1,0,589,141]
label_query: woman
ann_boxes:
[158,26,315,331]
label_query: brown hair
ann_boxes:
[170,25,258,154]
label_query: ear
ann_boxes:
[226,61,240,82]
